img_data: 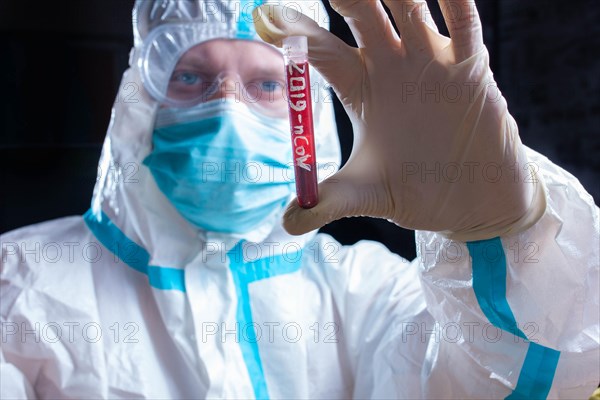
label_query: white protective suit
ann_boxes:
[1,0,599,399]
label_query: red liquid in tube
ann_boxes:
[284,37,319,209]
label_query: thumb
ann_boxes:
[253,4,361,99]
[283,168,388,236]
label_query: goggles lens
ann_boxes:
[163,40,289,118]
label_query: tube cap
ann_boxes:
[283,36,308,63]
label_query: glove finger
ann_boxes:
[380,0,421,41]
[410,1,441,34]
[253,4,361,98]
[382,0,445,54]
[328,0,399,48]
[282,166,390,236]
[408,2,452,55]
[438,0,484,62]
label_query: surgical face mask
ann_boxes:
[143,100,295,234]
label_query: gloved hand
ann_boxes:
[254,0,546,241]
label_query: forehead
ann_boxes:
[176,39,284,71]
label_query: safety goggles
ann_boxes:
[166,67,288,118]
[139,24,289,118]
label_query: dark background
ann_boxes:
[1,0,598,261]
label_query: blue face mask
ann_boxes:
[143,100,295,234]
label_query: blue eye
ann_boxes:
[174,72,200,85]
[261,81,283,92]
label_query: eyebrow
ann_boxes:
[174,54,209,68]
[174,49,216,70]
[251,66,286,77]
[173,52,285,77]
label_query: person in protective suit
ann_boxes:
[1,0,598,399]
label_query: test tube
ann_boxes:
[283,36,319,209]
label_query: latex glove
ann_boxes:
[254,0,546,241]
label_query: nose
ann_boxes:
[213,74,241,101]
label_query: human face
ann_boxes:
[165,39,288,117]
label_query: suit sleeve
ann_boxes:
[0,349,37,399]
[323,146,597,399]
[415,147,599,399]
